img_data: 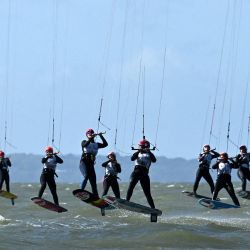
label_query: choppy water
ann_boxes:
[0,183,250,250]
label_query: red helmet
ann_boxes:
[138,139,150,149]
[239,145,247,152]
[86,128,95,136]
[203,144,210,151]
[220,152,228,159]
[0,151,5,157]
[45,146,53,153]
[107,152,116,159]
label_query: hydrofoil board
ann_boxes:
[182,190,213,200]
[0,190,17,205]
[72,189,116,216]
[31,197,67,213]
[199,198,240,209]
[237,190,250,199]
[109,198,162,222]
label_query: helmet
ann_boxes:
[138,139,150,149]
[239,145,247,152]
[107,152,116,159]
[0,151,5,157]
[45,146,53,153]
[86,128,95,136]
[220,152,228,159]
[203,144,210,151]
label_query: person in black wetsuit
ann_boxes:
[235,145,250,192]
[79,128,108,197]
[0,150,12,192]
[38,146,63,205]
[193,144,220,196]
[101,152,121,198]
[212,152,240,206]
[126,139,156,208]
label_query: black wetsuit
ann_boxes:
[0,157,11,192]
[212,160,240,206]
[80,134,108,197]
[235,153,250,191]
[102,160,121,198]
[126,150,156,208]
[38,154,63,205]
[193,150,220,195]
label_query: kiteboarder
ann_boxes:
[193,144,220,196]
[212,152,240,206]
[235,145,250,192]
[101,152,121,198]
[79,128,108,197]
[126,139,156,208]
[38,146,63,205]
[0,150,12,192]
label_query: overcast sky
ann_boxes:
[0,0,250,159]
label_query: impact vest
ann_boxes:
[217,162,232,175]
[199,153,213,167]
[238,153,250,169]
[83,142,99,156]
[105,162,118,176]
[135,153,152,170]
[0,158,10,171]
[43,155,58,171]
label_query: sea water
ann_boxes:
[0,183,250,250]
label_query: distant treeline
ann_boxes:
[8,153,239,183]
